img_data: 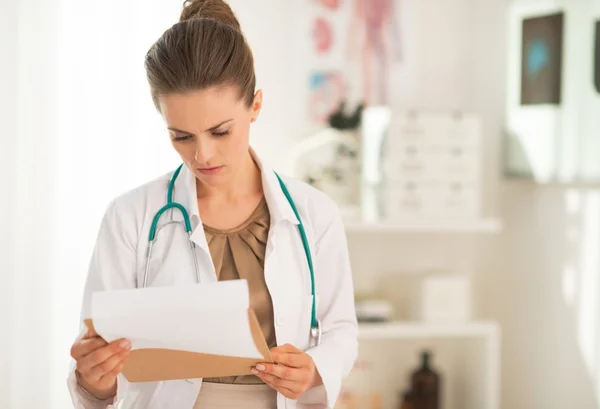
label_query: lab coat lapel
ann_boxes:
[169,165,209,251]
[168,151,301,291]
[251,149,298,226]
[255,151,308,346]
[167,165,216,283]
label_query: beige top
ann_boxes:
[202,198,277,385]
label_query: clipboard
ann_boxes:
[84,308,273,383]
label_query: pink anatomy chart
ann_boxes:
[313,17,334,54]
[311,0,341,11]
[305,0,406,124]
[347,0,403,106]
[309,72,347,123]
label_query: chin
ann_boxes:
[194,170,229,186]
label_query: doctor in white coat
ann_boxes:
[67,0,358,408]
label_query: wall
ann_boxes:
[228,0,480,170]
[478,1,600,409]
[4,0,63,406]
[478,185,600,409]
[505,0,600,182]
[0,1,18,406]
[226,0,305,165]
[2,0,595,406]
[227,0,600,409]
[579,0,600,179]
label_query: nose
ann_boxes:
[194,138,216,164]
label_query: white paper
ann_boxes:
[91,279,263,359]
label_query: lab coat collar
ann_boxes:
[170,148,299,232]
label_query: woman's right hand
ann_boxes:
[70,328,131,400]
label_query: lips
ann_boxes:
[197,166,224,175]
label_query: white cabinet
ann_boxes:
[338,322,500,409]
[341,223,502,409]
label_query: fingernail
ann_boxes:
[256,364,265,371]
[251,369,259,375]
[120,340,131,349]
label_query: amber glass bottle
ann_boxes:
[410,351,440,409]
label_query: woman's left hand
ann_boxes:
[252,344,323,399]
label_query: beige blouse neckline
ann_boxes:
[202,197,267,235]
[200,195,275,385]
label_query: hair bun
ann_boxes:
[180,0,241,31]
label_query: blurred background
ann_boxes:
[1,0,599,408]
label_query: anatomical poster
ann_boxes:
[308,71,347,124]
[300,0,415,124]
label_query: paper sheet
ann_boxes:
[91,279,263,359]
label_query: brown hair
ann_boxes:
[145,0,256,110]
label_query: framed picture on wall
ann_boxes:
[505,5,600,184]
[503,6,565,182]
[520,12,564,105]
[595,20,600,94]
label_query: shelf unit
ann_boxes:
[339,212,503,409]
[343,218,503,234]
[343,321,501,409]
[358,320,500,340]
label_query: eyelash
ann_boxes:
[173,130,230,142]
[173,135,192,142]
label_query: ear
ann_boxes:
[251,89,263,122]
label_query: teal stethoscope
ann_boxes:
[143,164,321,347]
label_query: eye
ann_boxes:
[172,134,193,142]
[212,129,230,137]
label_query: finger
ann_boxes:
[95,360,126,391]
[263,380,300,399]
[77,339,130,376]
[82,329,95,339]
[270,344,302,354]
[71,337,107,360]
[88,348,130,381]
[273,384,302,400]
[106,360,126,379]
[82,326,99,339]
[255,363,307,382]
[270,351,310,369]
[256,372,301,393]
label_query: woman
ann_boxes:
[67,1,358,408]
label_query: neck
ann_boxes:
[196,151,262,201]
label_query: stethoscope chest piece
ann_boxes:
[310,320,322,347]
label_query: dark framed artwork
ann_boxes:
[520,12,564,105]
[595,20,600,94]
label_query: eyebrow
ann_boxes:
[168,119,234,135]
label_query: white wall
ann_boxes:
[1,0,63,406]
[228,0,482,168]
[478,185,600,409]
[2,0,595,406]
[504,0,600,182]
[227,1,600,409]
[226,0,307,165]
[579,0,600,179]
[0,1,18,406]
[479,1,600,408]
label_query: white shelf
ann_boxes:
[353,321,501,409]
[358,321,500,340]
[344,218,503,234]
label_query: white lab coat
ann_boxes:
[67,151,359,409]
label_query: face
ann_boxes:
[159,86,262,187]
